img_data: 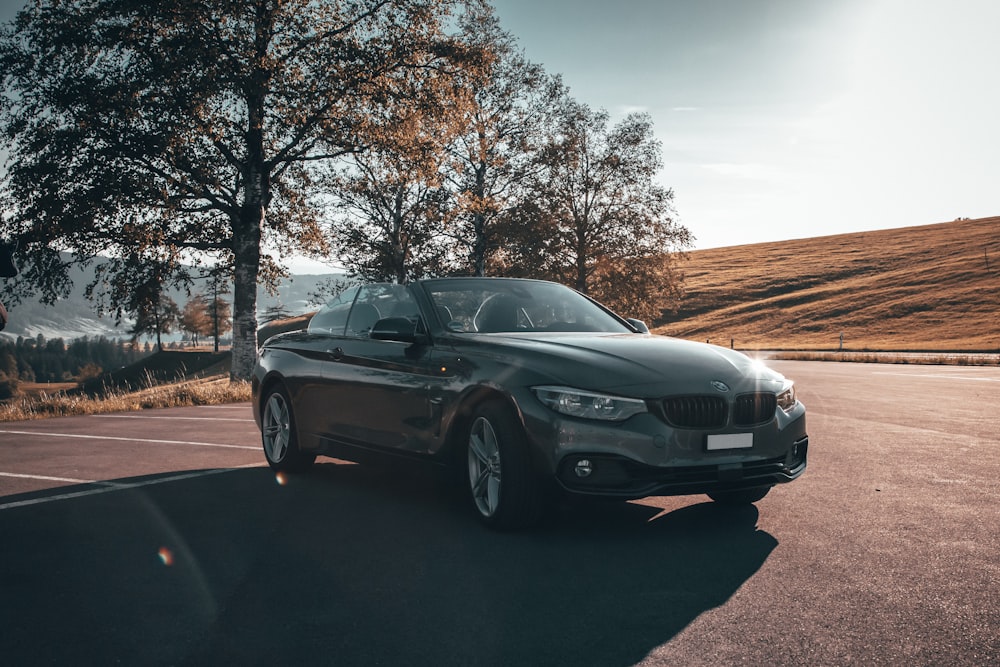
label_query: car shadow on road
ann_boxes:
[0,462,777,666]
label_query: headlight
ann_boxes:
[532,386,647,422]
[776,383,797,412]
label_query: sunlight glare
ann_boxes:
[157,547,175,566]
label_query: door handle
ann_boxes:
[329,347,344,361]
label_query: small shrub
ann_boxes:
[0,373,19,400]
[76,363,104,382]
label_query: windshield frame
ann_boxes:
[415,277,636,335]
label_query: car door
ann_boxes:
[319,284,444,454]
[291,286,358,442]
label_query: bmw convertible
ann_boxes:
[252,277,808,529]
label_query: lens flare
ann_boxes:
[158,547,174,566]
[275,472,287,486]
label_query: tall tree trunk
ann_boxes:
[154,307,163,351]
[230,83,268,381]
[574,222,588,293]
[230,8,272,382]
[392,188,407,284]
[212,283,220,353]
[230,207,261,381]
[471,164,488,276]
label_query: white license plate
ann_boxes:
[706,433,754,451]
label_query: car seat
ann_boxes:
[474,295,518,333]
[347,302,381,336]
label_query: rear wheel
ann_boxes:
[261,385,316,472]
[708,486,772,506]
[466,401,542,530]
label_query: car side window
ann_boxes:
[307,286,359,335]
[345,284,421,338]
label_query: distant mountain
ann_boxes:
[0,262,341,342]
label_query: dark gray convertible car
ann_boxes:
[252,277,808,529]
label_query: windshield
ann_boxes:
[419,278,632,334]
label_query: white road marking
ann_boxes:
[871,372,1000,383]
[0,430,258,450]
[0,464,264,511]
[0,471,96,484]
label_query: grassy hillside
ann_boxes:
[656,216,1000,351]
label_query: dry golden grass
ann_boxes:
[759,351,999,365]
[0,377,252,422]
[656,216,1000,352]
[18,382,78,398]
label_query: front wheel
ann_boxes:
[465,401,543,530]
[707,486,772,506]
[261,385,316,472]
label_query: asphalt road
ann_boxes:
[0,361,997,666]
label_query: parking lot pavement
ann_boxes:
[0,403,262,500]
[0,364,998,666]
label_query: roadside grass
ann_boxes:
[756,350,1000,366]
[0,376,251,422]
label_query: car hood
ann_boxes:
[456,332,787,396]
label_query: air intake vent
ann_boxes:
[734,393,776,426]
[662,396,727,428]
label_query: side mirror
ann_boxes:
[626,318,650,334]
[370,317,428,344]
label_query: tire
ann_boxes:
[261,385,316,472]
[708,485,772,506]
[465,401,543,530]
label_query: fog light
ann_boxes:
[574,459,593,478]
[793,439,808,461]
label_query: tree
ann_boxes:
[0,0,483,380]
[0,349,18,399]
[307,275,357,307]
[0,349,16,379]
[0,370,17,400]
[180,294,212,346]
[182,283,233,351]
[323,6,487,284]
[329,148,451,284]
[440,9,566,275]
[206,293,233,353]
[511,104,692,321]
[261,303,294,324]
[129,291,180,352]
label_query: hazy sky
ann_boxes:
[491,0,999,250]
[2,0,997,270]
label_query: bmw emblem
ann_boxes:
[710,381,730,392]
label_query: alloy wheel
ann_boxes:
[468,416,502,517]
[262,392,291,463]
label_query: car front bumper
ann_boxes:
[552,436,808,498]
[515,390,809,499]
